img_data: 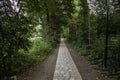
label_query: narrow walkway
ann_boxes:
[24,39,111,80]
[53,39,82,80]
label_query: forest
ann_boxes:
[0,0,120,80]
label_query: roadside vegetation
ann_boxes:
[16,37,52,74]
[0,0,120,80]
[16,37,53,80]
[0,0,73,80]
[63,0,120,80]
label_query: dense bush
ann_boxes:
[29,37,52,62]
[66,0,120,79]
[16,37,52,74]
[0,37,53,79]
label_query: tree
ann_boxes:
[0,0,33,79]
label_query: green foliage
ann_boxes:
[1,37,53,79]
[29,37,52,61]
[61,27,70,38]
[1,0,119,79]
[0,0,53,79]
[66,0,120,79]
[107,36,120,74]
[0,2,33,79]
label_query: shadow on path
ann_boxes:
[65,41,112,80]
[23,40,112,80]
[26,44,59,80]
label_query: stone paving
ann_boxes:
[53,39,82,80]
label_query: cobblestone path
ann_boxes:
[53,39,82,80]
